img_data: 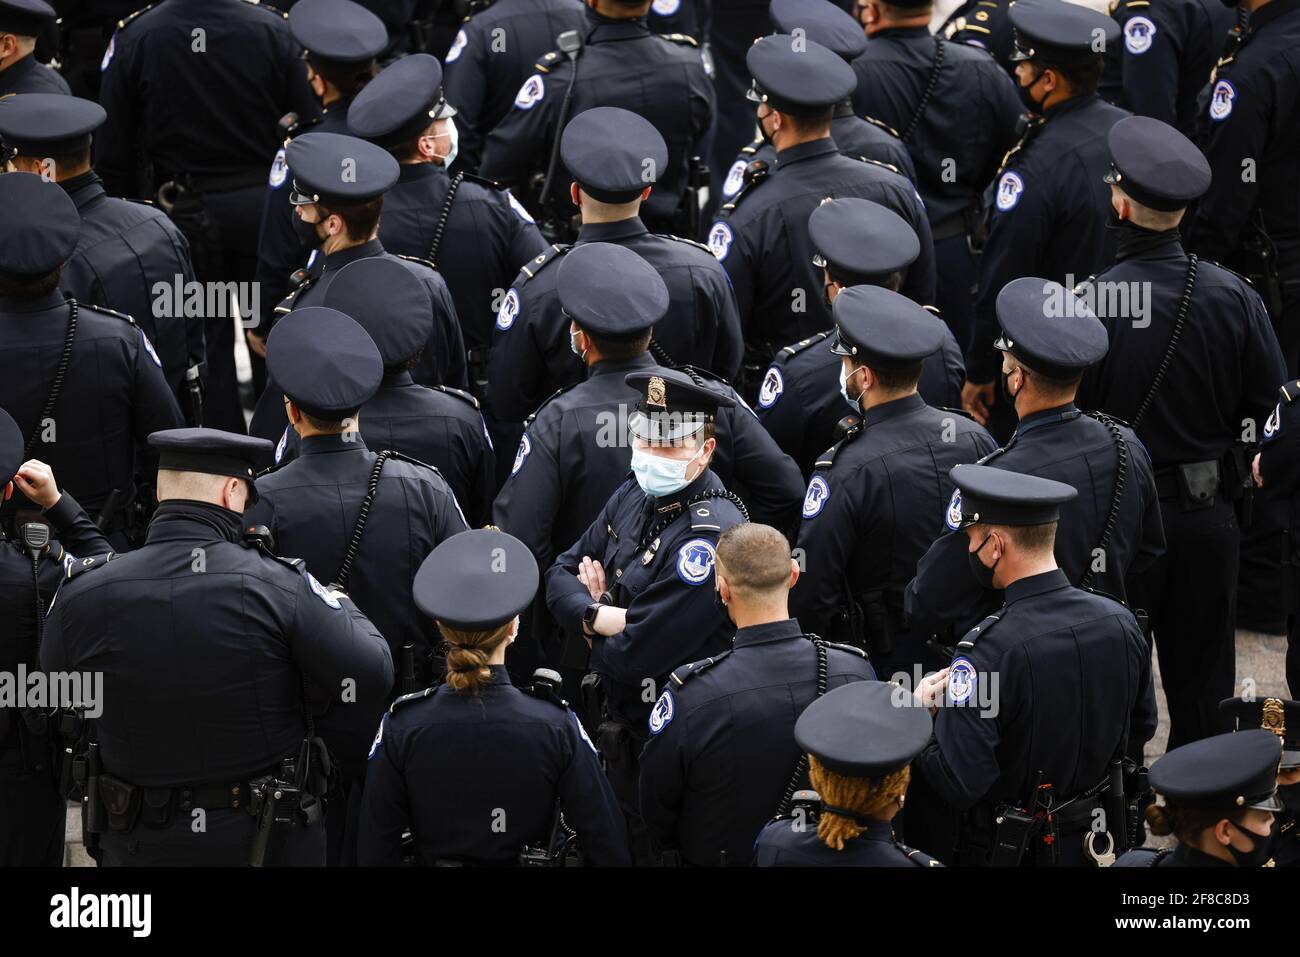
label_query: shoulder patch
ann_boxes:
[305,571,342,609]
[446,28,468,63]
[514,73,546,110]
[947,655,978,705]
[138,327,163,368]
[389,687,436,715]
[1123,15,1156,55]
[274,426,290,464]
[802,474,830,519]
[669,650,733,687]
[572,711,598,752]
[722,158,748,198]
[706,221,733,261]
[506,190,535,223]
[945,487,964,530]
[511,434,531,476]
[433,384,481,410]
[757,366,784,409]
[995,170,1024,211]
[496,287,521,331]
[1264,402,1281,441]
[1209,79,1236,122]
[367,714,387,758]
[268,148,288,189]
[652,0,682,14]
[675,538,716,586]
[648,687,676,734]
[101,32,118,72]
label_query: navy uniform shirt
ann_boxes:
[718,112,919,207]
[375,164,548,357]
[0,291,184,520]
[546,469,746,727]
[755,816,943,866]
[1188,0,1300,262]
[968,95,1130,382]
[247,239,468,445]
[850,27,1024,228]
[487,217,742,425]
[58,171,204,414]
[96,0,318,196]
[273,375,496,527]
[478,7,714,228]
[1079,232,1286,469]
[357,665,630,866]
[1105,0,1239,134]
[709,137,936,372]
[756,324,968,478]
[40,507,394,787]
[792,393,998,643]
[906,404,1165,640]
[940,0,1016,75]
[638,618,875,866]
[246,434,468,691]
[1114,844,1233,866]
[916,570,1157,810]
[0,51,70,95]
[1257,378,1300,561]
[441,0,587,173]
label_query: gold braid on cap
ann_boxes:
[1262,698,1286,738]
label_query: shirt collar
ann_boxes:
[775,136,840,169]
[1044,93,1100,122]
[1004,568,1071,605]
[323,238,384,272]
[398,162,443,184]
[60,170,104,208]
[1018,402,1080,430]
[584,7,650,40]
[734,618,805,648]
[648,467,718,509]
[577,216,648,244]
[0,290,68,314]
[590,353,655,378]
[864,392,926,428]
[874,25,931,39]
[300,433,369,455]
[381,370,415,388]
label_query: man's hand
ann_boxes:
[577,556,607,601]
[914,667,950,716]
[13,460,61,510]
[1252,451,1264,488]
[961,380,995,426]
[246,330,268,359]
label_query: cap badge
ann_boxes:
[647,375,667,410]
[1262,698,1286,737]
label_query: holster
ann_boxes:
[1221,444,1255,528]
[98,774,141,833]
[1241,228,1284,319]
[861,591,895,660]
[158,177,223,280]
[467,348,490,404]
[1175,459,1221,512]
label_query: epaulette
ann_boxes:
[460,171,506,191]
[125,198,159,208]
[900,843,942,867]
[655,233,712,256]
[813,422,863,469]
[84,303,137,325]
[855,156,903,177]
[955,612,1000,651]
[116,4,155,30]
[669,650,732,688]
[937,405,977,422]
[655,32,699,47]
[395,253,438,272]
[821,640,868,660]
[720,164,769,213]
[242,0,289,19]
[65,552,116,581]
[433,385,481,410]
[779,330,833,359]
[381,450,446,478]
[1118,0,1150,8]
[1202,258,1253,286]
[523,382,579,427]
[863,115,902,140]
[1279,381,1300,404]
[739,137,762,157]
[389,687,437,714]
[534,50,561,73]
[517,243,570,281]
[688,500,725,532]
[1071,274,1098,296]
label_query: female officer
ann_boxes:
[356,529,630,866]
[1114,729,1283,867]
[754,681,942,866]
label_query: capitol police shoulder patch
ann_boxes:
[138,328,163,368]
[648,687,675,735]
[496,287,520,330]
[511,434,531,475]
[1123,15,1155,55]
[945,488,963,530]
[268,148,288,188]
[1209,79,1236,122]
[306,571,341,609]
[707,221,733,261]
[722,159,747,198]
[995,171,1024,212]
[676,539,716,586]
[275,426,290,464]
[802,475,830,518]
[514,73,546,110]
[446,28,468,63]
[1265,402,1281,441]
[367,715,386,759]
[947,656,977,705]
[757,366,784,409]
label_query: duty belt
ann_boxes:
[98,769,268,832]
[1153,460,1222,502]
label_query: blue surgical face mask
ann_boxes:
[631,443,706,498]
[839,362,862,410]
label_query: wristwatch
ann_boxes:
[582,602,604,631]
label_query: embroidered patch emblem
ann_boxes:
[802,475,830,518]
[648,688,675,734]
[507,191,535,223]
[757,366,784,409]
[707,221,733,261]
[948,657,976,705]
[512,434,531,475]
[1265,403,1281,441]
[1209,80,1236,122]
[306,572,341,609]
[722,159,747,198]
[676,539,716,585]
[573,712,598,752]
[514,74,545,110]
[275,426,289,464]
[1124,16,1155,55]
[496,287,520,330]
[368,715,386,759]
[946,488,963,530]
[446,28,468,63]
[652,0,682,13]
[995,171,1024,212]
[269,148,288,189]
[138,329,162,368]
[101,34,116,72]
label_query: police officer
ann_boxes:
[1080,116,1285,748]
[915,464,1156,866]
[707,34,936,402]
[756,198,966,477]
[96,0,318,433]
[1256,379,1300,696]
[718,0,918,208]
[1188,0,1300,374]
[479,0,714,238]
[545,369,748,854]
[638,523,875,866]
[357,528,631,866]
[939,0,1016,75]
[0,0,67,94]
[1114,729,1284,866]
[50,0,137,100]
[247,131,467,445]
[791,286,997,679]
[495,243,802,682]
[441,0,586,173]
[0,94,205,424]
[1104,0,1238,134]
[851,0,1023,352]
[488,107,742,429]
[253,0,389,356]
[754,680,942,866]
[962,0,1127,432]
[1220,695,1300,866]
[0,172,183,544]
[347,52,547,399]
[40,428,393,866]
[908,277,1163,647]
[0,414,111,866]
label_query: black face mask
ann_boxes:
[757,110,776,147]
[1225,816,1279,867]
[1017,69,1047,114]
[293,213,324,249]
[968,534,999,590]
[1003,367,1023,402]
[715,588,733,627]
